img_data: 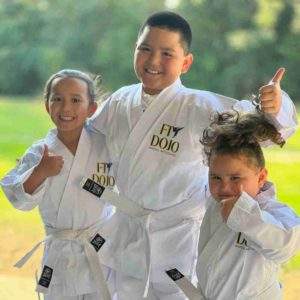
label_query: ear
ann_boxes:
[181,53,193,74]
[88,102,98,117]
[258,168,268,189]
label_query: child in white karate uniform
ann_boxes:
[194,111,300,299]
[90,11,298,299]
[0,70,116,300]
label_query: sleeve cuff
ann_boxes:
[12,167,47,208]
[274,90,298,128]
[227,192,258,232]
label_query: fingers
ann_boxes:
[270,67,285,84]
[259,67,285,93]
[234,183,243,196]
[43,144,49,157]
[52,155,64,166]
[258,80,281,115]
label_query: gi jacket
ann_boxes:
[197,183,300,300]
[0,126,115,296]
[89,79,297,285]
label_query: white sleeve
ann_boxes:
[227,192,300,263]
[0,144,48,211]
[88,97,111,135]
[234,90,298,141]
[193,90,298,143]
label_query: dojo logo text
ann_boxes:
[92,162,115,187]
[235,232,251,250]
[150,123,184,155]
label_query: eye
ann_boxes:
[72,97,81,103]
[163,51,172,57]
[210,174,221,181]
[138,45,150,52]
[50,95,61,102]
[230,176,240,181]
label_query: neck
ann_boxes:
[57,128,82,156]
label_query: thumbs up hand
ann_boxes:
[23,144,64,194]
[258,67,285,115]
[37,144,64,177]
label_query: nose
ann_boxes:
[61,100,71,111]
[219,180,233,196]
[147,51,160,67]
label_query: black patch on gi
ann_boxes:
[38,265,53,288]
[82,178,105,198]
[90,233,106,252]
[166,268,184,281]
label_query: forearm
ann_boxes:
[270,90,298,139]
[227,193,300,262]
[1,167,47,211]
[23,165,48,195]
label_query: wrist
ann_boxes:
[33,163,49,181]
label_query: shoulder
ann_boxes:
[23,138,46,156]
[110,83,140,102]
[22,128,57,160]
[14,137,46,169]
[176,86,237,111]
[85,124,106,142]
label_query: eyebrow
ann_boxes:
[50,93,83,98]
[138,42,176,53]
[161,47,176,53]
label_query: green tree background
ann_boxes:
[0,0,299,100]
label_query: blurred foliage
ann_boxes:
[0,0,299,101]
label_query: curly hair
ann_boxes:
[201,110,285,168]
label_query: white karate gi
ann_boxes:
[0,126,116,299]
[196,183,300,300]
[90,79,297,299]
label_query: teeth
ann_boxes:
[60,116,74,121]
[146,69,160,74]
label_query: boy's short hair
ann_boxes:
[138,11,192,53]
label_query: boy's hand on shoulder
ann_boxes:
[259,67,285,116]
[36,145,64,178]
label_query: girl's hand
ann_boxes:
[220,185,243,222]
[23,145,64,194]
[35,145,64,178]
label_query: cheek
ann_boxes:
[166,62,184,77]
[209,180,218,194]
[241,179,260,198]
[135,52,145,64]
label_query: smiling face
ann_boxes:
[209,153,268,200]
[134,26,193,95]
[45,77,97,140]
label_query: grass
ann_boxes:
[0,97,300,271]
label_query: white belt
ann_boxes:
[14,226,111,299]
[166,268,205,299]
[101,188,153,298]
[91,181,202,298]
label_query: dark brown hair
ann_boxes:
[201,111,285,168]
[138,11,192,54]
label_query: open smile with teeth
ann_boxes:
[59,116,75,121]
[145,68,161,75]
